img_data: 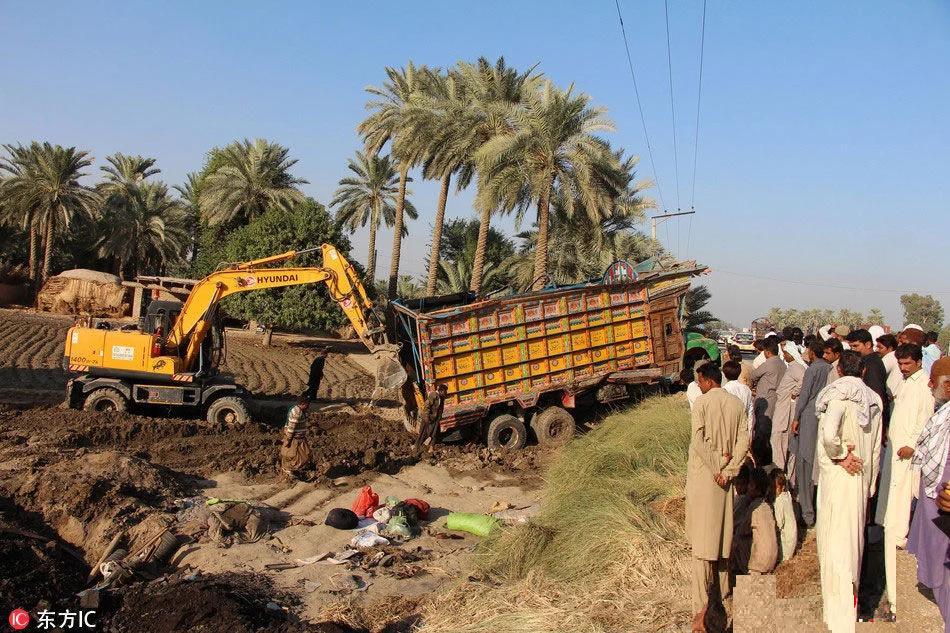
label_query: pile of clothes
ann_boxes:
[324,486,431,547]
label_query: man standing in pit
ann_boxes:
[280,394,313,478]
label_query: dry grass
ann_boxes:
[418,395,693,633]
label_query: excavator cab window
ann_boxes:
[142,300,183,336]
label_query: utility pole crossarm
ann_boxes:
[650,210,696,240]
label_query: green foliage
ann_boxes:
[939,326,950,352]
[475,81,627,289]
[684,284,717,332]
[765,306,888,331]
[434,218,514,294]
[96,153,188,278]
[200,138,307,226]
[207,198,355,331]
[0,142,101,283]
[506,201,661,289]
[331,151,417,281]
[900,293,945,332]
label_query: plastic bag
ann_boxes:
[351,486,379,519]
[445,512,500,537]
[350,530,390,548]
[383,515,412,539]
[404,498,430,520]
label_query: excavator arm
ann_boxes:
[163,244,403,390]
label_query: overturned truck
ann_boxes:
[391,259,707,450]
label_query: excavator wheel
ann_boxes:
[83,387,128,413]
[206,396,250,429]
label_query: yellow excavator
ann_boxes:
[63,244,406,425]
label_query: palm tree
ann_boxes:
[476,81,624,290]
[0,147,41,285]
[684,285,717,332]
[452,58,542,293]
[331,151,418,282]
[434,218,514,295]
[97,181,188,278]
[0,142,100,284]
[358,62,430,299]
[399,68,476,295]
[200,138,307,226]
[507,204,661,289]
[173,172,202,265]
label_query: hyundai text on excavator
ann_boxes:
[63,244,406,426]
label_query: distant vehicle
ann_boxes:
[730,332,756,353]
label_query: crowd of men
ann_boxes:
[685,323,950,632]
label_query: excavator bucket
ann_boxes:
[372,343,407,391]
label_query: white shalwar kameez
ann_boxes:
[815,379,883,633]
[881,369,935,614]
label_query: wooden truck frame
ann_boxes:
[391,259,707,450]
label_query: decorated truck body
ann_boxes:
[391,259,707,450]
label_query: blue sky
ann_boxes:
[2,1,948,328]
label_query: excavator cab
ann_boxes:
[141,300,183,336]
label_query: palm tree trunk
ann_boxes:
[386,162,409,299]
[425,173,451,296]
[469,203,492,295]
[366,206,379,283]
[28,223,39,288]
[531,184,552,291]
[41,213,55,285]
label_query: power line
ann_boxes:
[613,0,666,214]
[686,0,707,258]
[715,268,950,295]
[690,0,707,209]
[664,0,681,212]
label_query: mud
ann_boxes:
[101,572,350,633]
[0,495,89,610]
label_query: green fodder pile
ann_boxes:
[419,395,693,633]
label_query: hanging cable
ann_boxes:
[664,0,681,212]
[613,0,666,214]
[685,0,707,258]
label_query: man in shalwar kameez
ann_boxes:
[878,343,934,621]
[686,362,750,632]
[908,357,950,632]
[814,350,883,633]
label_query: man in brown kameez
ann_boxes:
[686,362,750,631]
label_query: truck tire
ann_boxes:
[486,414,527,451]
[83,387,128,413]
[531,406,576,447]
[206,396,250,428]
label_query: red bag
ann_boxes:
[404,498,430,520]
[351,486,379,519]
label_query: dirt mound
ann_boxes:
[8,450,187,562]
[309,411,418,478]
[2,402,421,484]
[0,496,89,610]
[102,572,348,633]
